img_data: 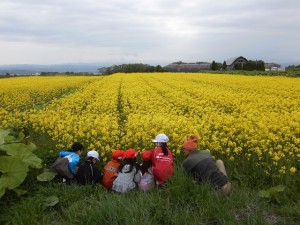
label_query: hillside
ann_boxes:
[0,63,107,75]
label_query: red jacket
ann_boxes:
[102,159,121,190]
[152,146,174,184]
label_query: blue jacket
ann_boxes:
[59,151,80,175]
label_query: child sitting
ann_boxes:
[76,150,103,185]
[138,150,155,192]
[151,134,174,186]
[50,142,84,183]
[102,150,124,190]
[112,149,141,193]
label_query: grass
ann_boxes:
[1,163,299,225]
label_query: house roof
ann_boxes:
[225,56,248,65]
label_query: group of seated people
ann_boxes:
[51,134,231,196]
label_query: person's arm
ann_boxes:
[68,154,80,175]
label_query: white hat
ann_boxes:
[152,134,169,143]
[87,150,99,160]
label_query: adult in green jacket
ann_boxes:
[182,135,231,196]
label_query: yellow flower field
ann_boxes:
[0,73,299,182]
[0,76,99,128]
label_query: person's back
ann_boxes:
[103,159,122,189]
[138,167,155,191]
[102,150,124,190]
[152,146,173,184]
[183,149,212,172]
[58,151,79,176]
[138,150,155,192]
[151,134,174,185]
[112,149,141,193]
[50,142,84,182]
[58,142,84,175]
[76,150,102,185]
[112,164,140,193]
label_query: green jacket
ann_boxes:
[183,150,212,172]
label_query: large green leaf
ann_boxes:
[258,190,270,198]
[4,135,15,143]
[0,144,41,168]
[0,187,5,198]
[13,188,28,196]
[17,132,25,142]
[268,185,285,195]
[0,143,20,155]
[0,143,37,155]
[37,171,57,182]
[21,154,42,169]
[25,142,37,152]
[1,130,25,144]
[0,129,10,145]
[43,196,59,209]
[0,156,29,190]
[0,129,42,199]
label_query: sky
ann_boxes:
[0,0,299,66]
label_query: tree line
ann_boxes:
[285,65,300,71]
[98,63,166,75]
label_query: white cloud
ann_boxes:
[0,0,299,65]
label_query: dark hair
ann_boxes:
[140,160,152,175]
[162,143,169,156]
[118,158,140,173]
[71,142,84,152]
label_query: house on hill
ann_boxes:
[165,63,211,72]
[225,56,248,70]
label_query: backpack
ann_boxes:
[50,154,74,179]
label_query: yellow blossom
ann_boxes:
[290,167,297,174]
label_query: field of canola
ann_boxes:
[0,73,299,184]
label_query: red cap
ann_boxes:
[142,150,152,161]
[112,150,124,160]
[124,149,138,159]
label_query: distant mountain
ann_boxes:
[0,63,111,75]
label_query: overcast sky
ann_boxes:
[0,0,299,66]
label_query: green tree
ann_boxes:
[222,61,227,70]
[286,65,300,71]
[257,60,265,71]
[99,63,165,75]
[211,61,217,70]
[244,60,265,71]
[155,65,165,72]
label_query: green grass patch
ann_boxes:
[1,164,299,225]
